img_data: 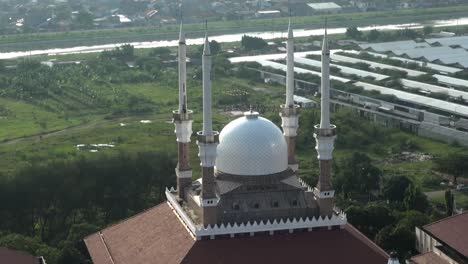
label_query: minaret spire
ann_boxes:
[286,18,294,107]
[197,28,219,227]
[280,19,300,172]
[314,18,337,217]
[202,33,213,135]
[172,19,193,200]
[178,22,187,113]
[320,19,331,129]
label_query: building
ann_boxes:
[410,212,468,264]
[0,247,45,264]
[84,22,393,264]
[294,95,317,108]
[255,10,281,18]
[306,2,342,14]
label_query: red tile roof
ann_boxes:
[423,212,468,258]
[0,247,41,264]
[409,252,449,264]
[86,202,389,264]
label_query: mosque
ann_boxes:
[85,22,397,264]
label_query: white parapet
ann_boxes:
[197,142,218,167]
[281,115,299,137]
[174,119,193,143]
[314,135,336,160]
[298,178,313,192]
[166,188,347,240]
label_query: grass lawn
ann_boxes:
[0,98,86,141]
[429,190,468,210]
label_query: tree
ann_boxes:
[347,204,428,259]
[213,55,233,77]
[150,47,171,59]
[57,223,100,264]
[346,26,362,40]
[445,189,455,216]
[367,29,381,42]
[334,152,381,198]
[434,152,468,184]
[423,26,433,35]
[119,44,135,61]
[241,35,268,51]
[395,211,429,232]
[346,204,394,238]
[403,185,429,212]
[210,40,222,55]
[375,225,415,260]
[383,175,412,203]
[55,4,72,21]
[75,11,94,29]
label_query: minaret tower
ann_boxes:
[314,23,337,217]
[280,20,300,171]
[172,23,193,200]
[197,33,219,226]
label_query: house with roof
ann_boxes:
[0,247,46,264]
[307,2,342,15]
[410,212,468,264]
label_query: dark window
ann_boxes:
[254,203,260,209]
[273,201,279,208]
[292,200,298,206]
[233,203,240,210]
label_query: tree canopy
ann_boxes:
[241,35,268,51]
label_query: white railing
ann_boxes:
[298,178,314,191]
[166,187,347,239]
[197,213,347,237]
[165,188,197,235]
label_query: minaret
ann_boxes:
[172,23,193,199]
[314,23,337,217]
[197,33,219,226]
[172,23,193,200]
[280,20,300,171]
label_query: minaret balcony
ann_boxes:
[197,131,220,144]
[314,124,336,137]
[173,109,193,122]
[279,104,300,117]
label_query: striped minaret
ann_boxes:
[172,23,193,200]
[314,23,337,217]
[197,33,219,227]
[280,20,300,172]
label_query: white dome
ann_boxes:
[215,112,288,176]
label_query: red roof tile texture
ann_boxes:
[423,212,468,258]
[85,202,389,264]
[0,247,40,264]
[410,252,449,264]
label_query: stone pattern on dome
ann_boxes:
[215,114,288,176]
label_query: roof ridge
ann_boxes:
[423,211,468,230]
